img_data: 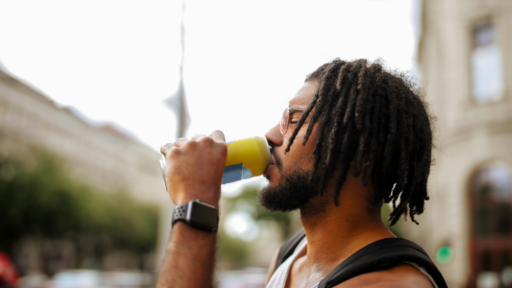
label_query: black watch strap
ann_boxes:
[172,200,219,232]
[173,203,189,223]
[172,203,188,224]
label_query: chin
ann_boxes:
[258,168,322,213]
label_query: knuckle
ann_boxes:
[161,143,173,151]
[169,147,181,158]
[192,134,206,140]
[200,136,214,146]
[213,130,225,138]
[183,140,197,149]
[173,138,186,146]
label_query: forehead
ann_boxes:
[289,81,318,108]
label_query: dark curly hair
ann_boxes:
[285,59,434,226]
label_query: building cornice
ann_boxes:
[439,112,512,148]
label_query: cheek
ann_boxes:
[285,123,314,147]
[283,134,316,168]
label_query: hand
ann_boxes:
[160,131,227,208]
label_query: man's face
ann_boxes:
[259,81,323,212]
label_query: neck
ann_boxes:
[298,181,395,273]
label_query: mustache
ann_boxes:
[272,148,283,170]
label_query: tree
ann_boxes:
[224,184,293,240]
[0,153,158,265]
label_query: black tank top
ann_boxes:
[273,229,447,288]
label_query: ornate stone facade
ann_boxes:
[401,0,512,287]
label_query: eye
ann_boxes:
[288,110,304,126]
[289,117,300,124]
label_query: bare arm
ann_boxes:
[156,222,217,287]
[156,131,227,288]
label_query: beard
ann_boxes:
[258,167,322,213]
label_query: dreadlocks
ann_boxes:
[285,59,434,226]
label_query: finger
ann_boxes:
[173,137,189,148]
[191,134,206,141]
[160,143,175,155]
[210,130,226,143]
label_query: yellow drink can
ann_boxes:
[223,136,271,184]
[159,136,271,191]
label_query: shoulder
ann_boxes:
[334,263,434,288]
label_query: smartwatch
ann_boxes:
[172,200,219,232]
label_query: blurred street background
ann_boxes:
[0,0,511,287]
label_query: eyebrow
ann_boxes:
[289,107,306,115]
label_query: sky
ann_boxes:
[0,0,419,240]
[0,0,419,150]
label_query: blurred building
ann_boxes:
[0,64,171,274]
[401,1,512,287]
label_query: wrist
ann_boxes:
[175,189,220,209]
[172,199,219,232]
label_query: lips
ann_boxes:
[264,156,277,178]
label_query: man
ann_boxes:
[157,59,445,287]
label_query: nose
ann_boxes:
[265,124,283,148]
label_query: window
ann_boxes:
[471,23,503,103]
[471,163,512,236]
[470,163,512,284]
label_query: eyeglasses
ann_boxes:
[279,103,304,135]
[280,105,290,135]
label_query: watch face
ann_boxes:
[189,202,217,228]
